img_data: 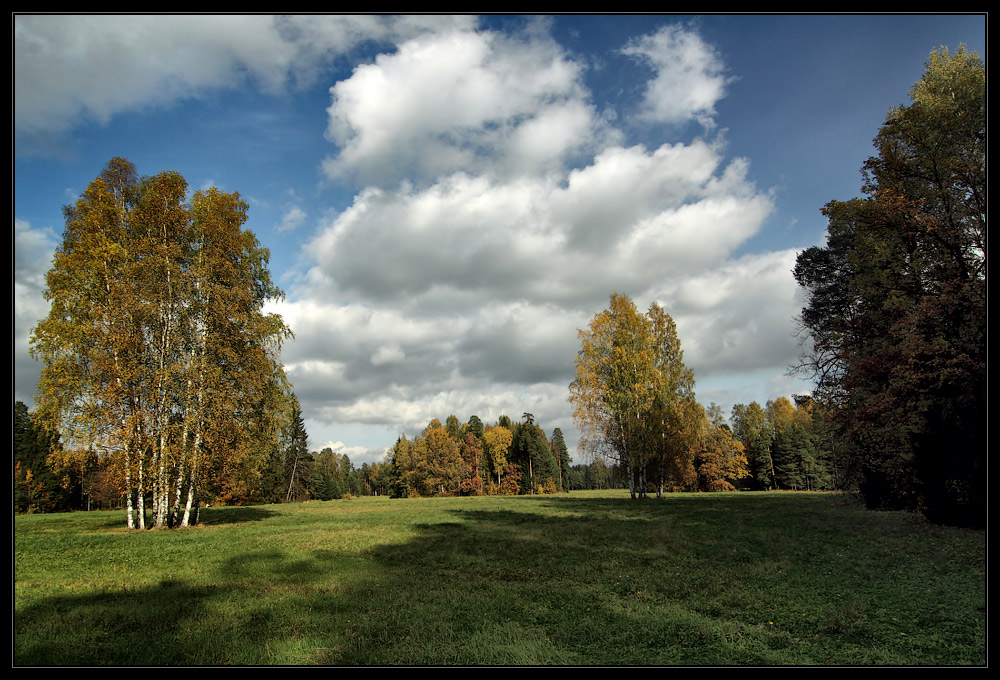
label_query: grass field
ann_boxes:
[14,490,985,666]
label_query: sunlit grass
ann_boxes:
[14,490,985,666]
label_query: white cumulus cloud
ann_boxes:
[275,22,796,445]
[621,24,733,128]
[14,14,475,140]
[322,26,611,186]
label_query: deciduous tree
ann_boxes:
[695,420,749,492]
[570,293,697,498]
[483,424,513,490]
[30,158,291,528]
[793,47,985,526]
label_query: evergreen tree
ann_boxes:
[730,402,775,490]
[282,395,310,502]
[549,428,571,492]
[465,415,485,441]
[14,401,80,513]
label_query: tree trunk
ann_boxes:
[136,448,146,530]
[628,460,636,499]
[125,442,135,530]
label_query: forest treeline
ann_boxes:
[16,392,840,512]
[286,397,843,500]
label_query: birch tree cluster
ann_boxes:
[30,158,292,529]
[570,293,749,498]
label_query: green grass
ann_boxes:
[14,491,985,666]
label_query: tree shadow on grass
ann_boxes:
[16,580,231,665]
[15,497,764,665]
[21,504,281,533]
[15,546,345,666]
[322,499,808,665]
[198,505,279,526]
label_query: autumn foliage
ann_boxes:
[793,47,985,526]
[571,293,748,497]
[30,158,291,528]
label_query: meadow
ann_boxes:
[14,490,985,666]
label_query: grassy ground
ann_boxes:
[14,490,985,666]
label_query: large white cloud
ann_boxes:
[322,27,612,186]
[14,18,812,463]
[657,249,808,378]
[14,14,475,140]
[307,141,772,313]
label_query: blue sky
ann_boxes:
[14,14,986,465]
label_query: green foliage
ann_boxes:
[280,395,311,503]
[465,415,485,441]
[511,418,558,494]
[793,47,985,527]
[14,401,82,513]
[549,428,571,492]
[730,402,774,490]
[307,449,346,501]
[585,458,611,490]
[729,397,838,494]
[770,424,810,491]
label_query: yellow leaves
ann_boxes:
[483,425,513,474]
[31,158,292,525]
[571,293,698,492]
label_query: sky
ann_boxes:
[14,14,986,466]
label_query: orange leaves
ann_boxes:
[696,425,749,492]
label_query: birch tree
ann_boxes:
[482,424,512,490]
[31,158,290,529]
[570,293,697,498]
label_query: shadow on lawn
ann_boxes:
[16,580,234,665]
[12,495,796,665]
[198,505,278,526]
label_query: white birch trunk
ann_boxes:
[125,441,135,530]
[170,459,186,527]
[181,429,200,527]
[136,451,145,530]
